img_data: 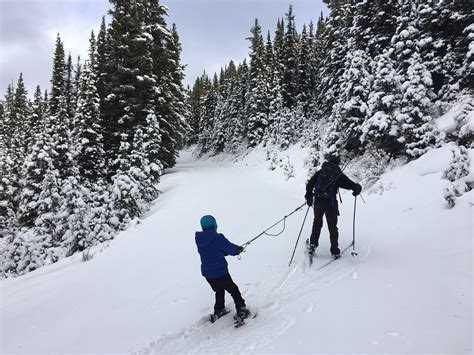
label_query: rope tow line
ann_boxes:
[240,202,306,252]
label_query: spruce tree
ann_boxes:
[18,114,57,228]
[281,5,300,109]
[362,52,404,157]
[64,53,75,120]
[75,33,105,183]
[11,73,30,164]
[297,24,312,115]
[187,77,204,145]
[50,34,65,116]
[246,18,268,147]
[273,18,285,79]
[391,1,440,157]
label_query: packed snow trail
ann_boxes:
[1,146,472,353]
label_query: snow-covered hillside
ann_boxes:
[1,145,472,353]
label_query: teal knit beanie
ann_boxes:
[200,215,217,231]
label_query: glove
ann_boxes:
[352,183,362,196]
[305,194,313,206]
[235,246,244,255]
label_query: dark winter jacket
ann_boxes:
[195,230,240,278]
[305,161,361,202]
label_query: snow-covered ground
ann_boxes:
[1,144,472,354]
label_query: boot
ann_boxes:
[210,308,228,323]
[236,306,250,320]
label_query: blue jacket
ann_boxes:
[195,230,239,278]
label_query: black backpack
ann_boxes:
[312,162,341,199]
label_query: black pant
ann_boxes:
[206,273,246,311]
[310,198,340,255]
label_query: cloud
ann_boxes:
[0,0,109,96]
[1,0,328,96]
[166,0,328,86]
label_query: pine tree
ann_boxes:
[156,23,187,168]
[297,24,312,115]
[246,18,268,147]
[101,0,133,178]
[17,114,57,229]
[50,34,65,116]
[59,172,90,256]
[27,86,46,152]
[71,55,82,123]
[95,16,108,102]
[187,77,204,145]
[64,53,75,120]
[399,51,441,157]
[198,74,218,153]
[2,74,31,218]
[109,135,142,229]
[0,92,16,244]
[51,95,73,180]
[75,32,105,182]
[362,51,404,157]
[281,5,300,108]
[316,1,351,119]
[334,48,372,154]
[273,18,285,81]
[225,61,249,152]
[391,1,440,158]
[11,73,30,164]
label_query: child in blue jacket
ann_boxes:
[195,215,249,321]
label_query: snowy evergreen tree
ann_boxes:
[399,55,440,158]
[335,48,372,154]
[225,61,249,152]
[109,135,142,230]
[362,51,404,157]
[71,56,82,122]
[75,33,106,182]
[297,24,312,115]
[50,34,65,116]
[315,0,350,119]
[443,145,473,208]
[281,5,299,109]
[246,19,268,147]
[187,76,204,145]
[64,53,75,120]
[17,113,57,229]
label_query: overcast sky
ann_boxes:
[0,0,328,97]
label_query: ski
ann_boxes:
[314,243,353,270]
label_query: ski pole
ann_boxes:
[241,202,306,250]
[288,205,310,267]
[351,196,358,257]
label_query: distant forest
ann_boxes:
[188,0,473,159]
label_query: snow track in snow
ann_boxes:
[138,243,369,353]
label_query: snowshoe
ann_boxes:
[234,307,251,327]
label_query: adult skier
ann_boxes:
[195,215,250,322]
[304,155,362,257]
